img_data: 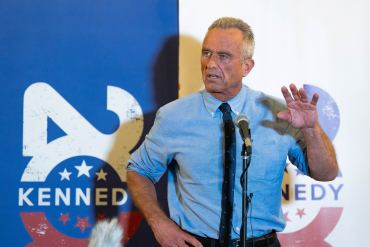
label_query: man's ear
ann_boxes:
[243,58,255,77]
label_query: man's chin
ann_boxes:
[204,81,221,89]
[204,85,223,95]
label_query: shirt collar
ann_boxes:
[202,85,248,118]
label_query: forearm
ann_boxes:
[302,123,338,181]
[126,171,168,227]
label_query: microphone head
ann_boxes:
[235,114,250,141]
[89,218,123,247]
[236,114,249,127]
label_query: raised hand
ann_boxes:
[277,83,319,129]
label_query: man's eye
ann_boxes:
[218,54,230,60]
[202,51,211,57]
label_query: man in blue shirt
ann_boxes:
[127,17,338,247]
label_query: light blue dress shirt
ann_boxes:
[127,85,309,239]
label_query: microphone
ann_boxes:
[89,218,123,247]
[235,114,252,153]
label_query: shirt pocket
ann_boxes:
[250,140,288,182]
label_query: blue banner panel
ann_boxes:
[0,1,178,246]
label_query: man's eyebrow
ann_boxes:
[201,48,231,54]
[216,51,232,55]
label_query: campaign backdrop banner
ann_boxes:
[0,1,178,246]
[179,0,370,246]
[2,1,370,246]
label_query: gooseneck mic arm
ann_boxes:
[236,114,252,247]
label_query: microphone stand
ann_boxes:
[240,142,252,247]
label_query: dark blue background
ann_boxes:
[0,1,178,246]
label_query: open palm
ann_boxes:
[277,84,319,129]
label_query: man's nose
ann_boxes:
[206,53,218,68]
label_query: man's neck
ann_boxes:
[209,85,242,102]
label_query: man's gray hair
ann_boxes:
[208,17,255,60]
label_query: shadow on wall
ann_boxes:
[92,35,179,247]
[90,34,209,246]
[179,35,204,98]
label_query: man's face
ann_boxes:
[201,28,254,101]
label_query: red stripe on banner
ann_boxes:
[119,211,143,244]
[278,207,343,247]
[20,212,88,247]
[21,211,143,246]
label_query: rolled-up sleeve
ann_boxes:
[288,129,310,176]
[127,108,174,183]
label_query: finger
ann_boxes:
[299,88,308,103]
[289,83,300,101]
[177,240,194,247]
[281,86,294,104]
[277,111,292,123]
[310,93,319,106]
[183,234,203,247]
[178,241,188,247]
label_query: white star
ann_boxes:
[59,168,72,181]
[75,160,93,178]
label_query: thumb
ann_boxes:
[277,111,291,122]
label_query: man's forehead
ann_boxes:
[202,28,244,50]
